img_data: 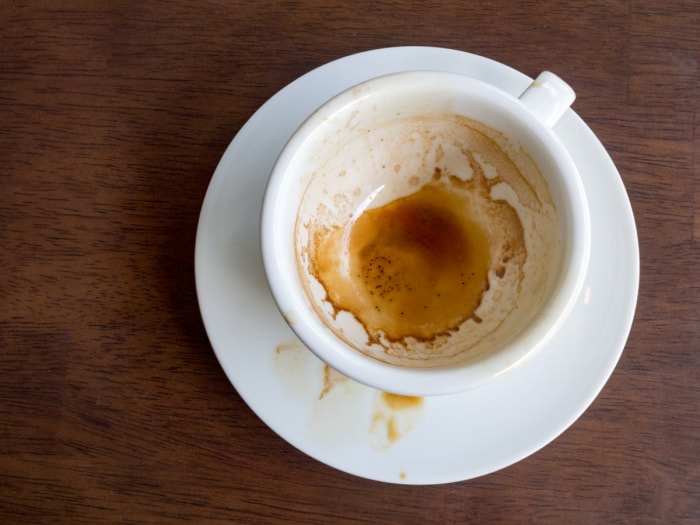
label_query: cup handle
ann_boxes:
[518,71,576,127]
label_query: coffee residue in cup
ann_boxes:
[297,113,557,366]
[309,165,526,347]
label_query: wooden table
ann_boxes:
[2,1,698,522]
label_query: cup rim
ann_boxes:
[261,70,591,396]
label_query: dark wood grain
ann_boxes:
[1,1,698,523]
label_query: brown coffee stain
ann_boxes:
[371,392,424,450]
[275,342,301,354]
[316,365,424,449]
[308,164,525,348]
[274,346,426,451]
[319,364,350,400]
[381,392,424,410]
[273,340,323,405]
[283,311,297,326]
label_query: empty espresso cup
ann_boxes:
[261,70,590,396]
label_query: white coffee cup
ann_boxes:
[261,70,590,396]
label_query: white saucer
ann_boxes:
[195,47,639,485]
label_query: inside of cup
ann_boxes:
[269,71,587,374]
